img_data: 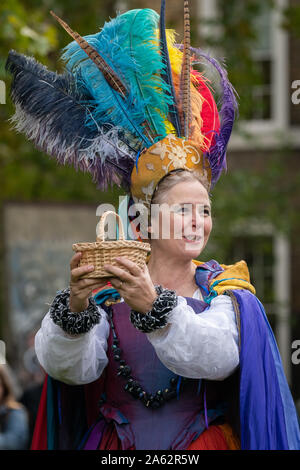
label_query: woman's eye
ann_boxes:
[175,207,187,213]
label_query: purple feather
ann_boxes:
[191,47,238,187]
[175,45,238,187]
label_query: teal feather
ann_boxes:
[61,27,151,147]
[116,9,174,141]
[61,9,173,146]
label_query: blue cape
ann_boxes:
[233,288,300,449]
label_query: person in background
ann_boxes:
[0,365,29,449]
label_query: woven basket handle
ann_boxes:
[97,211,125,241]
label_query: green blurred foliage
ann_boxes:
[282,3,300,38]
[0,0,299,244]
[0,0,120,207]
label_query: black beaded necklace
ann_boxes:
[106,304,183,410]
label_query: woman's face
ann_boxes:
[149,180,212,260]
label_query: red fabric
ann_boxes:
[187,425,229,450]
[98,423,135,450]
[31,375,48,450]
[98,423,123,450]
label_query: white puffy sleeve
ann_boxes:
[145,294,239,381]
[34,307,110,385]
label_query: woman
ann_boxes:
[6,5,300,450]
[34,170,242,450]
[0,365,29,450]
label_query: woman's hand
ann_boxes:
[69,252,108,313]
[103,256,157,313]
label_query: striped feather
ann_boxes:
[180,0,192,138]
[50,11,127,98]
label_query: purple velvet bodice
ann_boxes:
[99,296,221,450]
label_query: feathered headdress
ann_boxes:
[5,1,238,228]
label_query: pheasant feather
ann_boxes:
[180,0,192,138]
[60,12,153,148]
[50,11,127,98]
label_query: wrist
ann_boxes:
[140,287,158,314]
[69,294,89,313]
[130,286,178,333]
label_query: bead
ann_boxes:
[131,388,141,399]
[154,392,164,404]
[150,400,161,409]
[109,300,182,410]
[162,388,177,400]
[170,378,177,387]
[122,365,131,376]
[114,347,122,355]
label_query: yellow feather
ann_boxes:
[165,29,183,76]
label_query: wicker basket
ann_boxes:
[72,210,150,279]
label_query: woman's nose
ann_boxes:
[192,210,203,228]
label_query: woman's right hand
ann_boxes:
[69,252,109,313]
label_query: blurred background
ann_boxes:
[0,0,300,447]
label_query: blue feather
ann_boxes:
[61,9,174,145]
[116,9,174,141]
[5,50,139,192]
[61,18,152,147]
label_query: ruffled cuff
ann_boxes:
[49,287,101,335]
[130,285,178,333]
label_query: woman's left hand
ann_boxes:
[103,257,157,313]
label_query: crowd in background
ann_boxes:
[0,363,44,450]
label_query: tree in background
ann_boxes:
[1,0,300,319]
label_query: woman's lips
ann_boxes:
[182,235,202,243]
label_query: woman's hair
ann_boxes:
[0,365,21,409]
[150,169,211,206]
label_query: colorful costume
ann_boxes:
[31,258,300,450]
[5,2,300,450]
